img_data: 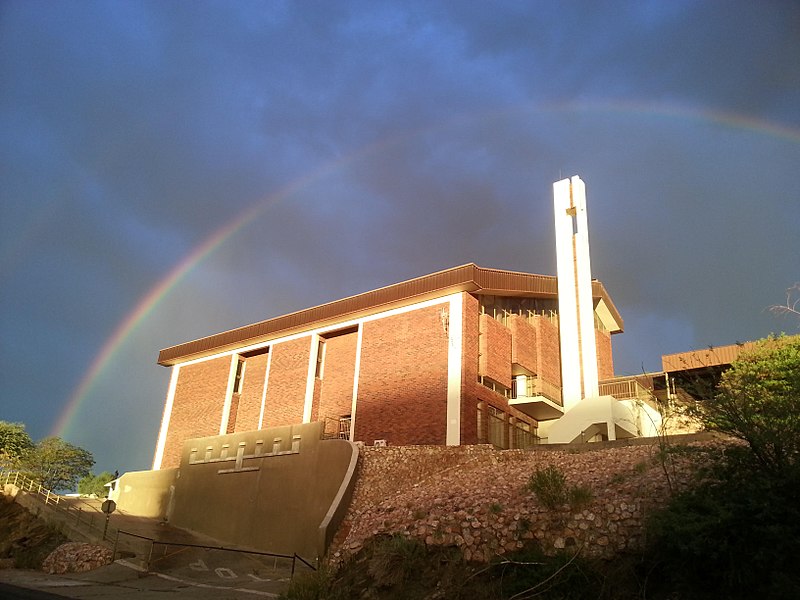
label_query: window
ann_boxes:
[233,358,245,394]
[315,339,325,379]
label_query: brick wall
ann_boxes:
[262,337,311,427]
[460,293,480,445]
[596,329,614,380]
[233,350,269,432]
[161,356,230,469]
[356,304,449,445]
[318,329,358,423]
[478,314,512,388]
[509,315,537,375]
[535,316,562,386]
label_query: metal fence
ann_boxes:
[113,529,316,579]
[599,378,653,401]
[1,469,62,506]
[322,416,351,440]
[1,468,114,539]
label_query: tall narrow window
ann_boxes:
[233,357,245,394]
[315,339,326,379]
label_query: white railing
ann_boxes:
[1,469,62,505]
[599,378,653,401]
[513,375,563,406]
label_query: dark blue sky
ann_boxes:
[2,0,798,477]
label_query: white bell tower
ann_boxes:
[553,176,599,410]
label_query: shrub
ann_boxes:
[567,485,593,510]
[367,534,427,588]
[527,465,568,509]
[644,336,800,599]
[527,465,593,511]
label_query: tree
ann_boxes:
[0,421,34,468]
[691,335,800,474]
[77,471,115,497]
[21,437,95,492]
[645,335,800,598]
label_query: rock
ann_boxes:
[41,543,113,574]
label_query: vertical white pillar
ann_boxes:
[446,293,463,445]
[349,323,364,442]
[219,355,239,434]
[257,349,272,430]
[572,177,600,398]
[302,336,319,423]
[554,178,582,410]
[554,175,599,410]
[152,365,181,470]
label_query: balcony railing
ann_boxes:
[599,378,653,401]
[322,416,351,440]
[512,375,563,406]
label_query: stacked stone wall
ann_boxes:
[330,435,723,564]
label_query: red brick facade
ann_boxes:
[262,337,310,428]
[479,314,512,389]
[317,328,358,423]
[161,356,230,470]
[233,350,269,432]
[357,305,449,445]
[155,282,620,469]
[596,329,614,381]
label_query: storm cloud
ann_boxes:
[1,0,798,475]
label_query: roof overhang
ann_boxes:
[158,263,624,366]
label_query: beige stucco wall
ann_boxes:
[112,468,179,519]
[169,422,357,560]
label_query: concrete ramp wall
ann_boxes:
[113,468,178,519]
[171,422,357,560]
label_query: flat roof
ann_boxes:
[158,263,623,366]
[661,341,756,372]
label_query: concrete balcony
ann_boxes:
[508,374,564,421]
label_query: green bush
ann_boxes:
[644,336,800,599]
[692,335,800,474]
[527,465,593,511]
[645,452,800,599]
[527,465,568,509]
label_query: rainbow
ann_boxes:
[51,100,800,438]
[50,135,403,438]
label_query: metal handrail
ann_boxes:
[1,469,62,506]
[1,468,114,539]
[113,529,317,577]
[599,378,653,401]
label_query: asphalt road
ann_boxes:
[0,557,300,599]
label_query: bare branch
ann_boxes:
[768,283,800,327]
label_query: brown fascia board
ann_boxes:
[661,341,757,372]
[157,263,624,366]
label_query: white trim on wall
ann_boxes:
[348,323,364,442]
[152,365,181,470]
[446,293,463,445]
[165,293,463,444]
[257,349,272,429]
[302,335,319,423]
[219,355,239,434]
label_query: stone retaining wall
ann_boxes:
[329,436,725,564]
